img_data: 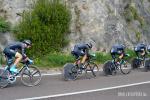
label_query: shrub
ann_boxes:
[124,4,144,26]
[0,17,10,32]
[34,51,137,68]
[35,52,74,68]
[96,52,112,63]
[14,0,71,57]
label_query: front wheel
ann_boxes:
[0,68,10,88]
[21,65,42,87]
[120,61,131,74]
[131,58,141,69]
[85,62,99,77]
[144,58,150,72]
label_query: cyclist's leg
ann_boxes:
[111,53,116,62]
[3,48,14,67]
[111,53,117,69]
[81,55,87,64]
[71,51,80,64]
[141,49,145,56]
[10,52,22,73]
[5,56,13,71]
[3,49,16,81]
[119,53,124,59]
[78,51,86,69]
[14,52,22,66]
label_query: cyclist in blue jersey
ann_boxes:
[71,42,92,69]
[3,40,33,74]
[134,43,147,58]
[110,44,126,64]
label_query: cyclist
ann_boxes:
[134,43,147,59]
[3,40,33,74]
[147,45,150,53]
[71,42,92,69]
[110,44,126,65]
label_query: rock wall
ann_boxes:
[66,0,150,51]
[1,0,150,52]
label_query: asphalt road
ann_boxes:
[0,69,150,100]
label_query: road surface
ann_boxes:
[0,69,150,100]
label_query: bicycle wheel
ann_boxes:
[21,65,42,87]
[85,62,99,77]
[131,58,141,69]
[103,61,114,76]
[144,58,150,72]
[120,61,131,74]
[0,68,10,88]
[63,63,78,81]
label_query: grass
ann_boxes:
[34,52,75,68]
[0,17,10,32]
[0,50,139,69]
[34,50,137,69]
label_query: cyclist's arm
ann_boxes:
[24,56,30,61]
[119,53,124,59]
[21,45,27,59]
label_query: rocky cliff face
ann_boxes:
[0,0,32,50]
[0,0,33,25]
[66,0,150,51]
[1,0,150,51]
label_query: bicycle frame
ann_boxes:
[2,61,30,78]
[111,57,128,71]
[135,54,147,67]
[73,56,96,74]
[13,64,29,76]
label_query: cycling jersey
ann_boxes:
[110,44,125,59]
[3,42,27,59]
[72,43,90,59]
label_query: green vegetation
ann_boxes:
[106,4,114,14]
[35,52,74,68]
[125,49,136,62]
[14,0,71,57]
[0,17,10,32]
[34,50,137,68]
[96,52,111,63]
[0,53,2,66]
[135,31,141,41]
[0,49,142,68]
[124,4,144,27]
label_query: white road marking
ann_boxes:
[41,73,62,76]
[41,69,102,76]
[16,73,62,78]
[16,69,102,77]
[17,80,150,100]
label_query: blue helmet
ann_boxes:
[87,42,92,48]
[23,40,32,46]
